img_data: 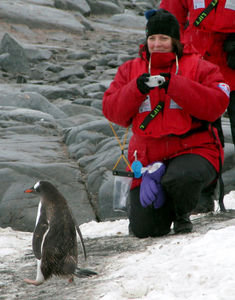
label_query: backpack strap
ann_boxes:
[193,0,219,27]
[210,124,226,212]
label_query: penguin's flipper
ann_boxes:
[33,204,49,260]
[75,225,87,260]
[74,267,97,278]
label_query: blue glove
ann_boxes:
[140,162,166,209]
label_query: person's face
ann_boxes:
[147,34,173,54]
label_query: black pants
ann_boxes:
[228,91,235,147]
[128,154,217,238]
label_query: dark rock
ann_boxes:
[21,83,82,99]
[58,102,102,117]
[46,63,64,73]
[0,1,85,33]
[66,50,92,60]
[57,65,85,81]
[87,0,124,15]
[68,139,96,160]
[54,0,91,16]
[10,24,38,39]
[83,60,98,70]
[16,74,28,83]
[24,46,52,62]
[105,13,145,29]
[223,167,235,194]
[223,143,235,172]
[0,91,66,119]
[0,33,30,74]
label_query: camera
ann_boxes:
[145,75,165,87]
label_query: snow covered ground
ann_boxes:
[1,191,235,300]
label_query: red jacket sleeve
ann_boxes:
[167,59,230,122]
[102,60,146,127]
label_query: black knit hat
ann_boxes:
[145,9,180,40]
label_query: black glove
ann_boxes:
[223,34,235,70]
[223,34,235,52]
[136,73,153,94]
[159,73,171,92]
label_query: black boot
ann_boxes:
[174,214,193,234]
[192,184,215,214]
[192,194,214,213]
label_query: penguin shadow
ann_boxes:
[23,180,97,286]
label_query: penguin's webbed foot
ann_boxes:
[24,278,44,286]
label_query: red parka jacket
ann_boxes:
[102,45,229,188]
[160,0,235,90]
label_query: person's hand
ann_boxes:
[136,73,153,94]
[140,162,166,209]
[140,175,158,207]
[146,162,166,182]
[159,72,171,92]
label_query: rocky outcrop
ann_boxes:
[0,0,234,232]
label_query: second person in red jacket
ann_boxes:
[160,0,235,213]
[103,9,229,237]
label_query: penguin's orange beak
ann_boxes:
[24,188,35,193]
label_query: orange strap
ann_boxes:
[109,122,133,172]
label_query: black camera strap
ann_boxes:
[193,0,219,27]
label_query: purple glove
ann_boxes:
[140,162,166,209]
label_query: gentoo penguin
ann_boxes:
[24,180,97,286]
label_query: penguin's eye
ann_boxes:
[35,186,41,192]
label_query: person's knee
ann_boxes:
[129,224,170,238]
[129,216,171,238]
[129,217,168,238]
[161,168,204,214]
[162,168,203,192]
[129,222,151,238]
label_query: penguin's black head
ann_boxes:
[24,181,55,194]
